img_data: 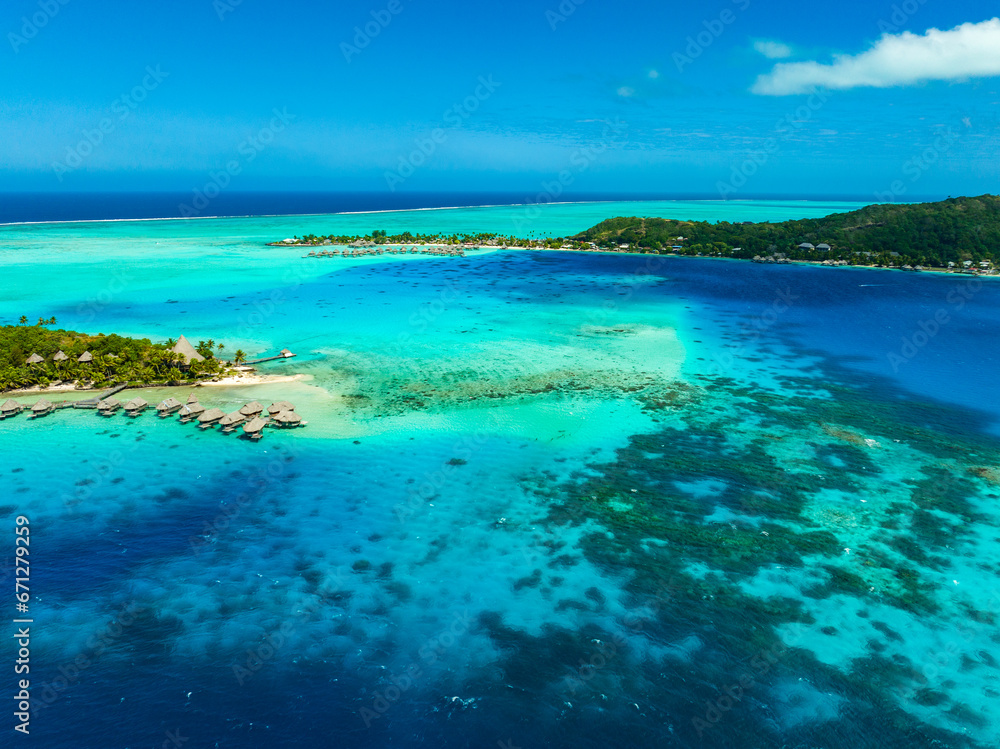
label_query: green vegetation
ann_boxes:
[0,321,230,392]
[277,230,591,250]
[575,195,1000,267]
[279,196,1000,269]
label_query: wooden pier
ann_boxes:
[3,390,303,443]
[72,382,129,409]
[244,350,296,365]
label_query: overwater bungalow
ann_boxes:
[267,400,295,415]
[197,408,226,429]
[78,351,93,363]
[26,353,44,365]
[156,397,183,417]
[272,410,304,428]
[31,399,54,417]
[1,399,23,419]
[98,398,122,416]
[242,416,268,441]
[187,393,200,404]
[219,410,247,433]
[239,401,264,417]
[124,397,149,417]
[179,402,206,423]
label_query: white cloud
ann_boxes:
[648,69,660,79]
[617,86,636,98]
[753,40,793,59]
[752,18,1000,95]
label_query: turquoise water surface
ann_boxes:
[2,200,998,749]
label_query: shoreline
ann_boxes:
[273,240,995,278]
[196,373,309,388]
[4,372,308,398]
[523,247,1000,278]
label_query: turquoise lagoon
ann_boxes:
[2,200,999,748]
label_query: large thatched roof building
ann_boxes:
[171,335,205,366]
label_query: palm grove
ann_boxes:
[0,319,247,392]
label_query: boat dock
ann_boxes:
[72,382,129,409]
[2,390,304,443]
[244,349,296,365]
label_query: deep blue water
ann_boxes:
[659,258,1000,430]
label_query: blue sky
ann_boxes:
[1,0,998,199]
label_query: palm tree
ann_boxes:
[18,316,27,325]
[233,349,247,366]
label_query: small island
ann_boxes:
[271,195,1000,274]
[574,195,1000,272]
[0,321,305,441]
[269,228,597,253]
[0,319,246,393]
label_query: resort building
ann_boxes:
[171,335,205,367]
[156,397,183,416]
[240,401,265,417]
[125,398,149,416]
[1,399,23,419]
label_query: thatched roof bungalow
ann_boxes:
[273,411,303,428]
[26,353,44,365]
[31,399,54,416]
[156,397,183,416]
[98,398,122,414]
[78,351,93,363]
[239,401,264,417]
[1,399,23,418]
[242,416,268,440]
[179,402,206,422]
[53,350,68,362]
[197,408,226,428]
[267,401,295,415]
[219,411,247,432]
[125,397,149,416]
